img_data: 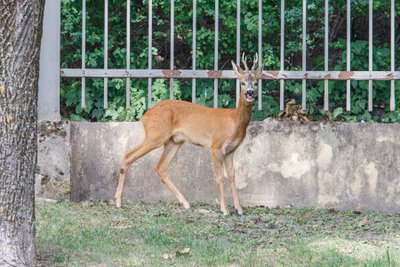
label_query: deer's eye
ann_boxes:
[241,81,246,86]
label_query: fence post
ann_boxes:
[38,0,61,121]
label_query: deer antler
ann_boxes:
[241,52,249,72]
[251,53,258,71]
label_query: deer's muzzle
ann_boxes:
[245,90,255,102]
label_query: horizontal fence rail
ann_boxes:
[61,70,400,80]
[63,0,398,112]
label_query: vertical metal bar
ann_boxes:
[324,0,329,111]
[192,0,197,103]
[368,0,373,111]
[280,0,285,111]
[214,0,219,108]
[148,0,153,109]
[302,0,307,110]
[236,0,240,107]
[126,0,131,109]
[81,0,86,110]
[346,0,351,111]
[170,0,174,99]
[390,0,395,111]
[104,0,108,109]
[258,0,262,111]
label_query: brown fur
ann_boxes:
[115,56,263,215]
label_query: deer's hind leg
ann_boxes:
[115,138,165,208]
[156,139,190,209]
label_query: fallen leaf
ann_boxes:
[6,114,11,123]
[0,86,4,94]
[358,214,369,227]
[176,247,190,256]
[162,253,174,260]
[0,207,3,213]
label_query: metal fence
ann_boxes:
[38,0,399,121]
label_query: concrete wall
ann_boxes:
[36,121,70,199]
[38,120,400,212]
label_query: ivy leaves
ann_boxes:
[60,0,400,123]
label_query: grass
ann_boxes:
[36,200,400,266]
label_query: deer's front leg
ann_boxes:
[224,152,243,215]
[211,148,228,215]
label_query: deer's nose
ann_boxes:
[246,90,254,96]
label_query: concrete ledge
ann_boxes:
[67,120,400,213]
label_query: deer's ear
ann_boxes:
[231,60,244,78]
[255,64,264,79]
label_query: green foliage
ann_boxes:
[61,0,400,122]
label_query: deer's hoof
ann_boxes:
[182,201,191,210]
[221,210,229,216]
[229,208,238,216]
[184,207,194,213]
[115,202,124,209]
[229,208,244,216]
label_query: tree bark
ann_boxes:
[0,1,45,266]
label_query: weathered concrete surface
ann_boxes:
[70,122,216,203]
[36,121,70,199]
[68,120,400,213]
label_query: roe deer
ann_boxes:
[115,53,263,215]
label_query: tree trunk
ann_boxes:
[0,1,45,266]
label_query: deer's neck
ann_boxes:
[234,94,253,130]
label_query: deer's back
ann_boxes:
[141,100,241,149]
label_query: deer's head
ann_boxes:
[231,53,264,103]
